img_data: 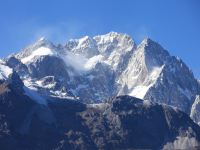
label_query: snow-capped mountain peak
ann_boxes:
[66,35,98,58]
[4,32,200,117]
[21,47,57,64]
[137,38,170,68]
[94,32,135,54]
[1,32,200,149]
[34,37,53,47]
[38,36,46,41]
[15,37,55,61]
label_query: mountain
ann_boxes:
[8,32,136,103]
[5,32,200,113]
[191,95,200,125]
[118,38,199,113]
[0,60,13,81]
[0,31,200,149]
[0,73,200,149]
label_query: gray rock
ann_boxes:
[191,95,200,125]
[3,32,200,123]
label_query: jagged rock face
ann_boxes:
[0,84,200,150]
[191,95,200,125]
[26,55,70,79]
[0,60,13,82]
[143,56,199,113]
[119,39,199,113]
[4,32,200,113]
[0,76,36,149]
[6,56,28,77]
[1,32,200,149]
[66,36,99,58]
[107,96,200,149]
[6,32,136,102]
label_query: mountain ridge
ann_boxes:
[1,31,200,123]
[0,32,200,149]
[0,75,200,149]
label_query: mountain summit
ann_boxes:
[0,32,200,149]
[2,32,200,122]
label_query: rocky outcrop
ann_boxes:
[191,95,200,125]
[0,76,200,150]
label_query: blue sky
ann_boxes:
[0,0,199,78]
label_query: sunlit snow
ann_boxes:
[0,60,13,80]
[129,66,163,99]
[21,47,56,63]
[23,80,47,105]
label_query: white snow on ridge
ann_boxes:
[20,33,133,74]
[21,47,56,63]
[129,66,163,99]
[190,95,200,125]
[23,80,47,105]
[129,85,150,99]
[0,60,13,80]
[163,136,199,150]
[87,103,109,110]
[76,36,90,49]
[12,33,198,117]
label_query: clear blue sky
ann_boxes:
[0,0,199,78]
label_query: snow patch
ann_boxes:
[129,66,163,99]
[163,136,199,149]
[190,95,200,125]
[35,80,56,89]
[129,85,150,99]
[23,80,47,105]
[76,36,90,49]
[21,47,56,63]
[0,60,13,80]
[87,103,109,110]
[143,100,153,107]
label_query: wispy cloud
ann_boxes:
[12,19,87,46]
[33,21,87,43]
[135,25,152,42]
